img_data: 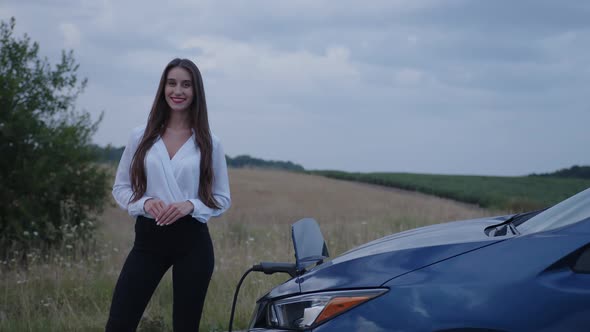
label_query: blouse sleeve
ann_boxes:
[189,137,231,223]
[112,127,152,216]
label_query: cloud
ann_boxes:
[181,36,358,82]
[59,22,80,48]
[178,35,360,114]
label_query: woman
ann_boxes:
[106,58,231,332]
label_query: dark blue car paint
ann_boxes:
[310,219,590,332]
[250,205,590,331]
[265,216,511,299]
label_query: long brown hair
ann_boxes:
[129,58,220,209]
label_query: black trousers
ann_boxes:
[105,215,214,332]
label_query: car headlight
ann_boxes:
[266,289,388,329]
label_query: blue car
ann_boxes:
[246,188,590,331]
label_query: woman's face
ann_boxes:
[164,66,194,113]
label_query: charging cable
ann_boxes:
[228,262,297,331]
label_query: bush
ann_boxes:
[0,17,109,258]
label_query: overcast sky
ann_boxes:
[2,0,589,175]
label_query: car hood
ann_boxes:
[266,215,511,299]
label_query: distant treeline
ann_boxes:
[529,165,590,179]
[91,144,125,163]
[91,145,305,171]
[226,154,305,171]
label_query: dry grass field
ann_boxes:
[0,169,498,331]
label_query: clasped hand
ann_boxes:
[144,199,194,226]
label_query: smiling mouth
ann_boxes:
[170,97,186,104]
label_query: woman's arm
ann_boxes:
[188,138,231,223]
[112,127,153,216]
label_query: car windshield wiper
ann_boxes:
[486,214,521,237]
[506,221,520,236]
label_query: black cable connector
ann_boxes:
[252,262,298,278]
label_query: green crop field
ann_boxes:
[310,170,590,212]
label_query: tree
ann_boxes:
[0,17,109,256]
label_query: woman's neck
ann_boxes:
[167,111,190,130]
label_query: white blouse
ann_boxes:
[112,126,231,223]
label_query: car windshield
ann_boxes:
[517,188,590,235]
